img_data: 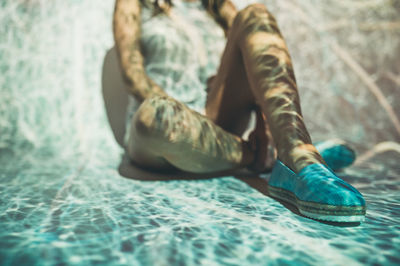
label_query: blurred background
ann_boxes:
[0,0,399,265]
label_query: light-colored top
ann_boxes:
[124,0,226,145]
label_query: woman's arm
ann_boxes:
[113,0,167,103]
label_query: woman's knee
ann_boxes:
[233,3,279,36]
[132,95,184,140]
[237,3,270,20]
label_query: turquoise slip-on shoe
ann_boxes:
[268,160,366,222]
[315,139,356,171]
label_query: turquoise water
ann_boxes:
[1,0,399,265]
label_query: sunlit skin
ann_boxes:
[113,0,325,174]
[113,0,168,102]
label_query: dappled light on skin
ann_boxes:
[247,32,290,64]
[289,144,324,173]
[130,96,245,173]
[236,4,324,172]
[118,1,329,174]
[113,0,169,102]
[264,87,298,113]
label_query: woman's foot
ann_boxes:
[314,139,356,171]
[268,160,366,222]
[279,139,357,173]
[280,144,326,174]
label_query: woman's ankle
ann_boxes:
[240,139,256,167]
[279,144,325,173]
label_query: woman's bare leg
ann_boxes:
[206,3,324,173]
[126,95,255,173]
[127,3,324,174]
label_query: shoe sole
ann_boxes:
[268,185,366,222]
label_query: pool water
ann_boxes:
[1,0,399,265]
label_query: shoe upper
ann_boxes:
[269,160,366,207]
[314,140,356,171]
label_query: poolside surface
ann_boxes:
[1,0,399,265]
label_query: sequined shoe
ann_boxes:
[268,160,366,222]
[315,139,356,171]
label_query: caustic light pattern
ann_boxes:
[0,0,399,265]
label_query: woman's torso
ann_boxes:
[139,0,226,111]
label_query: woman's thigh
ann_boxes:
[126,95,248,173]
[205,8,255,136]
[206,3,283,136]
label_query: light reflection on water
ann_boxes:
[1,154,399,265]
